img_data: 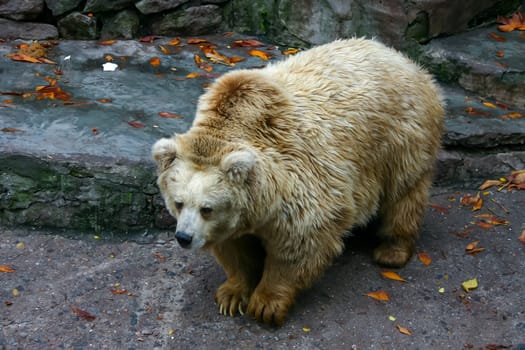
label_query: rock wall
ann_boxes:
[0,0,521,49]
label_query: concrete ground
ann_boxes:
[1,187,524,349]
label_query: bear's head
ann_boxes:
[152,135,257,250]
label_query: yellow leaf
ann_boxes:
[396,324,412,335]
[462,278,478,292]
[16,242,25,249]
[302,327,311,332]
[388,315,396,321]
[381,270,408,282]
[482,101,497,108]
[479,179,501,190]
[438,287,445,293]
[363,290,390,301]
[417,251,431,266]
[168,329,175,335]
[12,288,19,296]
[465,241,480,251]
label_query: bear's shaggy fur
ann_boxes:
[152,38,444,326]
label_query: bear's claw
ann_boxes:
[215,279,251,317]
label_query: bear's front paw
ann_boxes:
[247,287,295,326]
[373,242,413,267]
[215,279,251,317]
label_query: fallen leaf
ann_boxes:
[381,270,408,282]
[282,48,299,55]
[364,290,390,301]
[476,221,493,230]
[466,247,486,255]
[501,112,524,119]
[460,192,482,211]
[0,265,15,273]
[35,85,71,101]
[91,127,99,135]
[462,278,478,292]
[388,315,396,321]
[194,54,213,72]
[139,35,163,43]
[488,32,507,42]
[497,11,525,32]
[110,288,128,295]
[465,241,480,251]
[70,305,96,321]
[2,127,22,133]
[7,53,42,64]
[127,121,145,128]
[518,229,525,244]
[158,45,172,54]
[482,101,497,108]
[12,288,19,296]
[249,49,272,61]
[187,38,208,44]
[98,39,117,45]
[4,301,13,306]
[465,107,491,116]
[438,287,445,293]
[472,197,483,211]
[495,102,510,110]
[153,252,167,260]
[186,72,204,79]
[167,38,181,46]
[396,324,412,335]
[158,111,183,119]
[150,57,161,67]
[429,203,449,214]
[228,56,245,64]
[508,170,525,186]
[475,214,509,226]
[97,98,112,103]
[302,327,311,332]
[496,50,504,58]
[479,179,501,190]
[232,39,265,47]
[417,251,432,266]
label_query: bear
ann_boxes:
[152,38,444,326]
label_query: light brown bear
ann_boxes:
[152,38,444,326]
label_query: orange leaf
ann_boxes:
[396,324,412,335]
[139,35,163,43]
[232,39,265,47]
[99,39,117,45]
[496,50,504,58]
[465,107,490,116]
[381,270,408,282]
[158,111,183,119]
[465,240,480,251]
[429,203,449,214]
[508,170,525,185]
[472,197,483,211]
[167,38,181,46]
[187,38,208,44]
[228,56,245,64]
[249,49,271,61]
[70,305,96,321]
[417,252,431,266]
[0,265,15,273]
[466,247,486,255]
[110,288,128,295]
[489,32,507,42]
[186,72,203,79]
[7,53,41,63]
[364,290,390,301]
[97,98,112,103]
[501,112,524,119]
[497,12,525,32]
[519,229,525,244]
[2,127,22,133]
[282,48,299,55]
[482,101,497,108]
[150,57,161,67]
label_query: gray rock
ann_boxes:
[152,5,222,36]
[101,9,140,39]
[45,0,83,16]
[222,0,275,36]
[0,18,58,40]
[58,12,98,39]
[84,0,134,13]
[135,0,189,15]
[0,0,44,20]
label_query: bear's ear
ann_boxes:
[152,137,178,172]
[220,150,257,183]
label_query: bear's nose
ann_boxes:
[175,231,193,248]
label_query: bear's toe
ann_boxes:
[215,280,251,317]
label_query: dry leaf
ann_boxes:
[2,127,22,133]
[282,48,299,55]
[70,305,96,321]
[497,12,525,32]
[482,101,497,108]
[187,38,208,44]
[158,45,173,54]
[475,214,509,226]
[364,290,390,301]
[479,179,501,190]
[461,278,478,292]
[97,98,112,103]
[139,35,163,43]
[417,252,431,266]
[110,288,128,295]
[508,170,525,186]
[249,49,271,61]
[489,32,507,42]
[167,38,181,46]
[150,57,161,67]
[465,107,491,116]
[186,72,203,79]
[496,50,505,58]
[501,112,524,119]
[194,54,213,72]
[465,241,480,251]
[127,121,145,128]
[232,39,265,47]
[98,40,117,45]
[518,229,525,244]
[0,265,15,273]
[466,247,486,255]
[396,324,412,335]
[429,203,449,214]
[158,111,183,119]
[460,192,482,211]
[381,270,408,282]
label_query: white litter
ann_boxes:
[102,62,118,71]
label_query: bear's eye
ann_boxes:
[200,207,213,218]
[175,202,183,211]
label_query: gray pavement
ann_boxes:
[1,187,525,349]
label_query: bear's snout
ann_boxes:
[175,231,193,248]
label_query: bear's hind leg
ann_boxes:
[373,175,431,267]
[212,235,265,317]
